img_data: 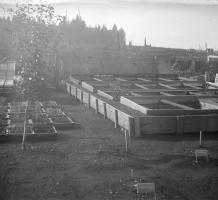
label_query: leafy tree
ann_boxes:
[8,0,63,100]
[191,61,208,74]
[172,60,192,75]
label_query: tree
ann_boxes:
[118,28,126,49]
[8,0,63,100]
[144,36,147,46]
[112,24,117,32]
[172,60,192,75]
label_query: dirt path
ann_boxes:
[0,89,218,200]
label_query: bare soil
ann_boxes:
[0,89,218,200]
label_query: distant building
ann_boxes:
[0,61,15,80]
[207,55,218,62]
[0,61,15,92]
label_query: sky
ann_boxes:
[1,0,218,49]
[3,0,218,5]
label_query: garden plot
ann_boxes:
[180,100,201,109]
[25,102,56,133]
[172,84,199,90]
[141,102,183,110]
[130,92,162,97]
[67,74,218,135]
[40,101,75,130]
[0,102,57,142]
[9,112,27,134]
[0,104,11,134]
[162,90,191,95]
[0,113,9,134]
[139,84,166,89]
[6,104,25,136]
[30,113,54,134]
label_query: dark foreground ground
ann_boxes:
[0,89,218,200]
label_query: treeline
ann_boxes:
[0,13,126,61]
[61,15,126,49]
[0,2,127,99]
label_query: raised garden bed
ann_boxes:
[50,114,75,130]
[0,101,58,143]
[40,101,75,130]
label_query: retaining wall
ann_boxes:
[97,90,114,101]
[70,85,77,97]
[82,91,90,105]
[76,88,82,101]
[120,96,150,114]
[139,114,218,134]
[105,103,116,122]
[81,81,95,93]
[90,95,97,110]
[97,99,105,115]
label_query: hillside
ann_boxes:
[60,44,208,76]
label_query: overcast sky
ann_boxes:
[1,0,218,49]
[2,0,216,5]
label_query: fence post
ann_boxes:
[88,93,90,108]
[103,102,107,119]
[124,130,129,152]
[95,99,99,113]
[21,102,28,151]
[128,117,135,137]
[81,91,83,103]
[134,117,141,137]
[70,85,71,96]
[176,115,184,135]
[114,109,119,128]
[200,131,203,147]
